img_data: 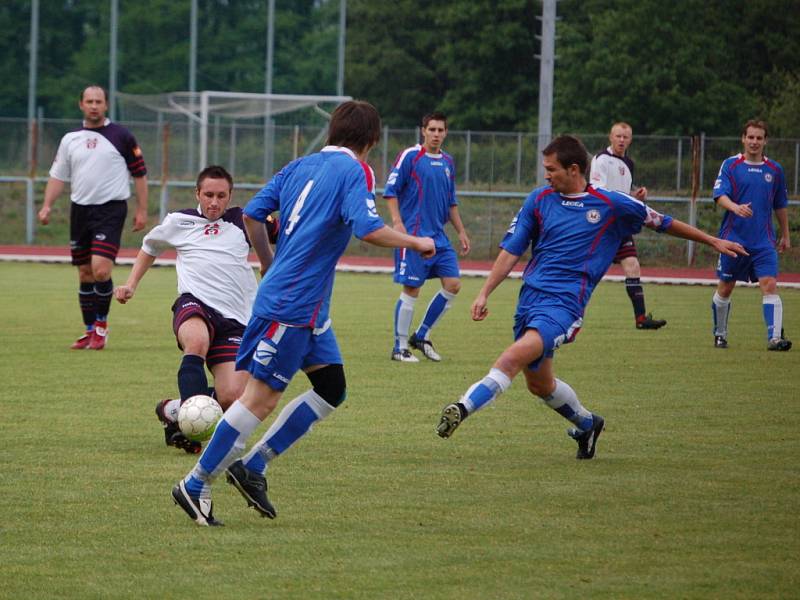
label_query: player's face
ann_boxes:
[79,87,108,126]
[196,177,232,221]
[609,126,632,156]
[421,120,447,153]
[741,127,767,160]
[543,153,582,193]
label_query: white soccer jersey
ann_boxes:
[142,206,257,325]
[589,147,635,193]
[49,119,147,206]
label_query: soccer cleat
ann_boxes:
[225,460,277,519]
[636,314,667,330]
[88,321,108,350]
[155,399,201,454]
[436,403,464,438]
[767,337,792,352]
[568,414,605,460]
[409,332,442,361]
[391,348,419,362]
[714,335,728,349]
[172,481,223,526]
[70,332,93,350]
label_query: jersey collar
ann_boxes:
[83,118,111,129]
[322,145,357,160]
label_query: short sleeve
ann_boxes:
[712,160,734,200]
[141,215,177,256]
[343,164,384,239]
[245,165,288,221]
[49,137,71,182]
[499,192,539,256]
[383,150,411,198]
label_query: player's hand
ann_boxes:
[458,232,471,256]
[114,285,135,304]
[132,209,147,231]
[778,236,791,253]
[733,203,753,218]
[714,239,748,258]
[471,295,489,321]
[37,206,51,225]
[634,186,648,201]
[416,237,436,259]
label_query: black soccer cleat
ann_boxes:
[714,335,728,349]
[225,460,277,519]
[409,332,442,361]
[436,403,466,438]
[172,481,223,527]
[155,399,201,454]
[636,313,667,330]
[767,338,792,351]
[568,414,605,460]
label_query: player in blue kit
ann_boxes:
[171,100,436,526]
[436,136,746,459]
[710,120,792,351]
[384,112,470,363]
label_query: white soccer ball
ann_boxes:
[178,395,223,442]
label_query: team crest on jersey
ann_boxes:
[86,138,98,149]
[204,224,220,236]
[586,209,601,224]
[765,173,773,183]
[618,166,625,176]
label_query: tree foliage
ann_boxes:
[0,0,798,136]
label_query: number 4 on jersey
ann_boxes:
[284,180,314,235]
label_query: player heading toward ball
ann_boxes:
[115,165,275,454]
[710,119,792,351]
[172,100,436,526]
[437,135,746,459]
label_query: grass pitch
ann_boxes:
[1,262,798,599]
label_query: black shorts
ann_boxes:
[171,293,245,368]
[613,236,638,263]
[70,200,128,265]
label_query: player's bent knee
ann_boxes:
[307,364,347,407]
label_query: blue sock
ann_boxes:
[243,390,334,475]
[460,368,512,414]
[178,354,208,401]
[416,289,455,340]
[762,294,782,340]
[541,379,593,431]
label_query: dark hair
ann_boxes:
[80,85,108,102]
[196,165,233,190]
[326,100,381,153]
[742,119,768,138]
[422,111,448,129]
[542,135,589,174]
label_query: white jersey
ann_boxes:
[142,206,257,325]
[589,146,635,193]
[49,119,147,206]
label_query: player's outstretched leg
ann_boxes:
[155,399,201,454]
[437,369,511,438]
[172,479,223,526]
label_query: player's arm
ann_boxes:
[449,205,471,255]
[775,207,791,252]
[38,177,66,225]
[664,218,747,257]
[362,225,435,258]
[715,193,752,218]
[384,196,406,234]
[114,249,157,303]
[472,250,520,321]
[132,175,149,231]
[244,213,275,276]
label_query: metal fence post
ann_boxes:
[516,132,522,185]
[699,132,706,192]
[382,125,389,184]
[676,137,682,193]
[229,121,237,177]
[464,130,471,185]
[794,142,798,195]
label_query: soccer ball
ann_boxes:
[178,395,223,442]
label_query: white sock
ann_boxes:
[164,398,181,422]
[712,292,731,337]
[461,368,512,414]
[763,294,783,341]
[395,292,417,350]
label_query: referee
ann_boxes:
[38,85,148,350]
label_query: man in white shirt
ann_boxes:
[114,166,275,453]
[38,85,149,349]
[589,122,666,330]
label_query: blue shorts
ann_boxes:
[235,317,342,392]
[513,290,583,370]
[393,244,460,287]
[716,246,778,283]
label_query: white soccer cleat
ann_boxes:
[391,349,419,362]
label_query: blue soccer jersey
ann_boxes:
[244,146,384,328]
[383,144,457,248]
[712,154,788,250]
[500,185,673,316]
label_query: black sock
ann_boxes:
[178,355,209,401]
[625,277,646,319]
[94,279,114,321]
[79,282,97,328]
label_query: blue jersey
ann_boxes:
[500,185,673,316]
[712,154,788,249]
[383,144,457,248]
[244,146,384,328]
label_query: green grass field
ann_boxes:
[1,262,798,599]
